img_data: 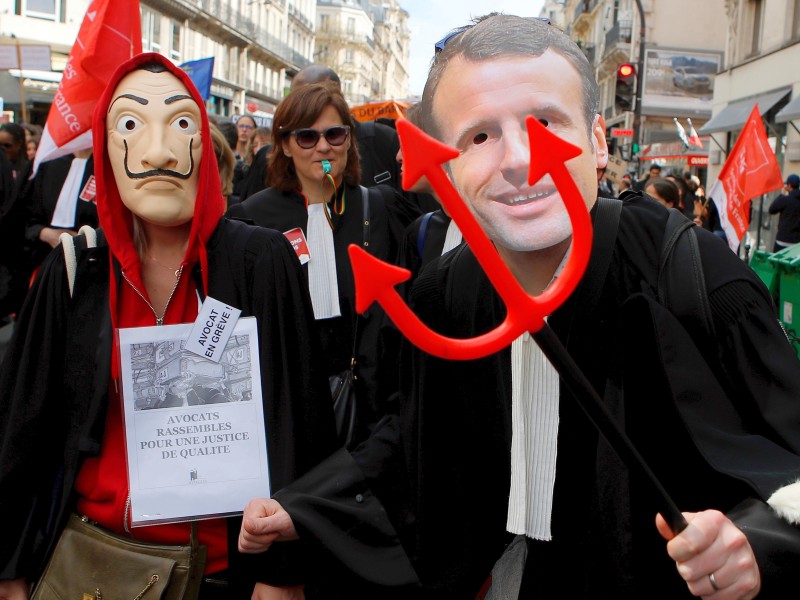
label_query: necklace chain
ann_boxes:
[147,254,182,279]
[121,264,185,326]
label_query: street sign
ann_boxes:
[611,128,634,138]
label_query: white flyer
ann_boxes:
[117,317,270,526]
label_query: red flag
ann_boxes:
[687,118,703,149]
[708,105,783,252]
[33,0,141,174]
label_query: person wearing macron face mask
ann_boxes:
[236,14,800,600]
[0,53,336,600]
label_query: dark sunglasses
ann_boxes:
[434,17,552,53]
[0,142,16,149]
[289,125,350,149]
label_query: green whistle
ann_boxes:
[321,160,332,174]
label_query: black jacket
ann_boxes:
[227,184,420,443]
[768,187,800,244]
[22,154,99,271]
[277,194,800,598]
[0,218,338,593]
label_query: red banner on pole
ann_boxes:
[33,0,141,173]
[708,104,783,252]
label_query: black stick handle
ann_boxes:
[533,325,688,534]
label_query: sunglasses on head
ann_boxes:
[434,17,552,53]
[289,125,350,149]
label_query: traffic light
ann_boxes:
[615,63,636,112]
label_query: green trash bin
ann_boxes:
[768,244,800,359]
[749,250,781,303]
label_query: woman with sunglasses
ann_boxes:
[227,82,417,454]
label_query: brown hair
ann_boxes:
[645,177,680,208]
[420,14,599,140]
[268,82,360,192]
[209,121,235,199]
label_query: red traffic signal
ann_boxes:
[615,63,636,112]
[618,63,635,78]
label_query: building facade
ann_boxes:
[551,0,727,181]
[700,0,800,251]
[314,0,409,106]
[0,0,318,125]
[1,0,411,126]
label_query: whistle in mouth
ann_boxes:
[321,160,332,174]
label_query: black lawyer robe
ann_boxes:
[0,218,338,594]
[278,194,800,598]
[227,184,420,443]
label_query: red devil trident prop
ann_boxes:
[348,116,687,535]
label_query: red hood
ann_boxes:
[92,52,224,293]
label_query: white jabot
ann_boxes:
[306,203,341,320]
[507,329,560,540]
[50,158,89,228]
[441,219,463,255]
[506,244,571,541]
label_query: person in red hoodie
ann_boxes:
[0,53,337,599]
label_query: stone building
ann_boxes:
[548,0,727,181]
[0,0,318,124]
[314,0,410,106]
[702,0,800,193]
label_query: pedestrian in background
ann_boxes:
[768,173,800,252]
[645,176,680,209]
[0,124,29,181]
[633,162,661,191]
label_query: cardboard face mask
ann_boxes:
[106,68,203,228]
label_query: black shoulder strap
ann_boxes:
[658,208,715,339]
[417,211,435,258]
[564,197,622,347]
[581,197,622,298]
[357,120,375,140]
[360,185,371,248]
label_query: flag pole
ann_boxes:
[12,35,28,124]
[756,195,764,251]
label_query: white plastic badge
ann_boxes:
[283,227,311,265]
[185,297,242,363]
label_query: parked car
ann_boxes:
[672,66,712,92]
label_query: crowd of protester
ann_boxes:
[1,13,800,600]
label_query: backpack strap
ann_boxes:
[658,209,715,339]
[564,197,622,347]
[417,211,435,258]
[360,185,371,248]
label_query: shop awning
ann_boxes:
[0,70,58,104]
[776,94,800,123]
[699,88,790,134]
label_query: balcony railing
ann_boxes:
[605,20,632,48]
[194,0,311,68]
